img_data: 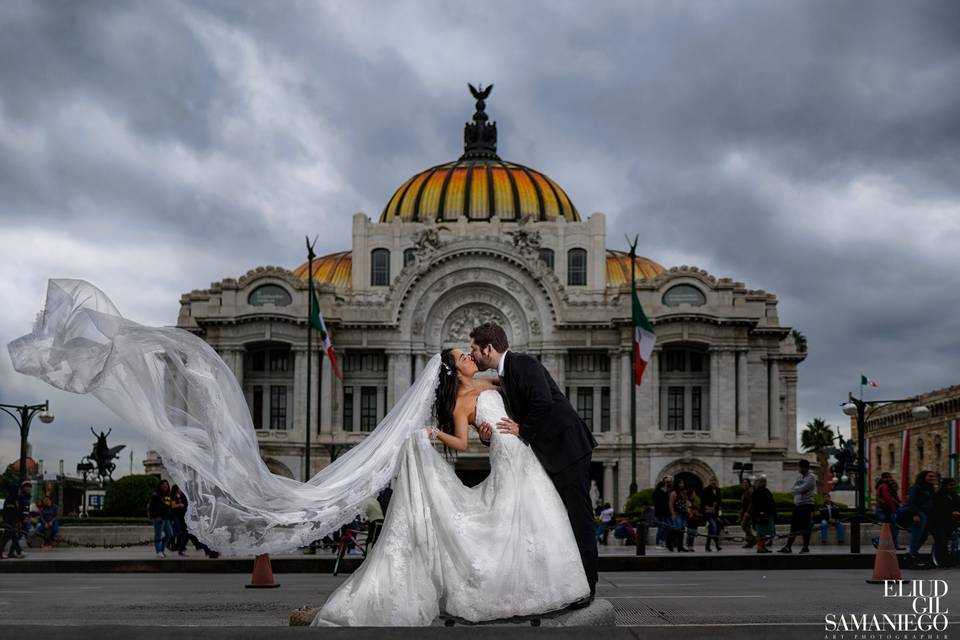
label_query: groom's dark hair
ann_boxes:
[469,322,509,352]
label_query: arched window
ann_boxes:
[371,248,390,286]
[403,248,416,267]
[663,284,707,307]
[248,284,292,307]
[567,248,587,286]
[888,444,896,473]
[538,248,555,270]
[876,446,883,471]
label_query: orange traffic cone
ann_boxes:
[866,523,901,584]
[246,553,280,589]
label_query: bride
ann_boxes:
[8,280,588,626]
[313,348,589,625]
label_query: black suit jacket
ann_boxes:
[499,351,597,474]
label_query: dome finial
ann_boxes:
[462,83,499,160]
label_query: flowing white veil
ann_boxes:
[8,279,441,556]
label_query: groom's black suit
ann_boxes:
[497,350,598,592]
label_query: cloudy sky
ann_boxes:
[1,1,958,479]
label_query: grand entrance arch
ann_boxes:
[657,459,717,494]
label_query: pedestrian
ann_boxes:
[37,496,59,549]
[362,496,385,549]
[1,485,26,559]
[739,478,757,549]
[170,485,189,557]
[597,502,614,545]
[613,518,637,545]
[668,477,690,552]
[931,477,960,567]
[750,476,776,553]
[148,479,175,559]
[653,477,673,550]
[873,472,903,550]
[778,459,816,554]
[685,489,701,550]
[701,477,722,551]
[818,493,844,545]
[905,469,937,562]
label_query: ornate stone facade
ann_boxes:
[170,91,808,507]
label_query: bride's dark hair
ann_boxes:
[433,349,459,435]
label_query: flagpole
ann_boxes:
[627,234,639,497]
[305,235,317,481]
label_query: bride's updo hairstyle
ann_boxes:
[433,349,459,435]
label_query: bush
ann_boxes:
[60,516,150,526]
[623,488,654,514]
[102,474,160,517]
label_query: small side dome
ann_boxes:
[606,250,665,285]
[292,251,352,289]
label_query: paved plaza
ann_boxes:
[1,570,957,637]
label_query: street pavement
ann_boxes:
[1,570,957,634]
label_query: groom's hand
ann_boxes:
[496,417,520,437]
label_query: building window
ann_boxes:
[876,446,883,470]
[917,438,924,465]
[663,350,686,372]
[270,385,287,430]
[403,248,416,267]
[539,248,555,270]
[248,284,292,307]
[360,386,378,431]
[662,284,706,306]
[568,351,610,373]
[691,386,702,430]
[600,387,610,432]
[343,352,387,373]
[251,351,266,372]
[269,349,289,372]
[577,387,594,431]
[667,386,684,431]
[252,386,263,430]
[689,352,704,373]
[371,248,390,286]
[567,248,587,286]
[343,386,353,432]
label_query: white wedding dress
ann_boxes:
[314,389,590,626]
[8,279,588,626]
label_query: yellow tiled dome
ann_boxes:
[605,250,665,285]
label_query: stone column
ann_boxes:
[386,353,398,409]
[603,461,615,505]
[648,351,659,431]
[737,350,749,436]
[768,358,780,441]
[309,348,320,435]
[619,350,631,432]
[709,350,720,431]
[551,351,566,390]
[320,355,333,433]
[392,352,412,409]
[227,348,244,388]
[609,351,621,433]
[719,350,737,440]
[293,349,307,434]
[415,353,427,379]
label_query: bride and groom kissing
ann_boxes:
[314,321,599,626]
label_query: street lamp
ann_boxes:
[0,401,55,486]
[841,393,930,553]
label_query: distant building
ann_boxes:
[856,384,960,492]
[166,88,807,507]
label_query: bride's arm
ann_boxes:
[434,408,470,452]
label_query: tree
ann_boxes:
[791,329,808,354]
[102,474,160,517]
[801,418,835,493]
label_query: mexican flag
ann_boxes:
[632,280,656,385]
[949,419,959,480]
[860,374,879,388]
[309,273,342,380]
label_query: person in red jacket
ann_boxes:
[874,472,903,550]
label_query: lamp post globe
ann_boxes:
[38,410,54,424]
[911,405,931,419]
[841,402,858,417]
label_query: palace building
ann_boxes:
[167,87,808,507]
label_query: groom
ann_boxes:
[470,322,598,605]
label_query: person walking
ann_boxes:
[778,459,816,554]
[653,477,673,550]
[931,477,959,567]
[597,502,614,545]
[905,470,937,563]
[750,476,776,553]
[1,486,25,559]
[873,473,904,550]
[818,493,844,545]
[668,477,689,552]
[148,479,175,559]
[170,485,189,557]
[739,478,757,549]
[701,478,722,551]
[685,489,701,551]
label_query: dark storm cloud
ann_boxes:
[1,0,959,470]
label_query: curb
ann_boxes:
[0,553,880,573]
